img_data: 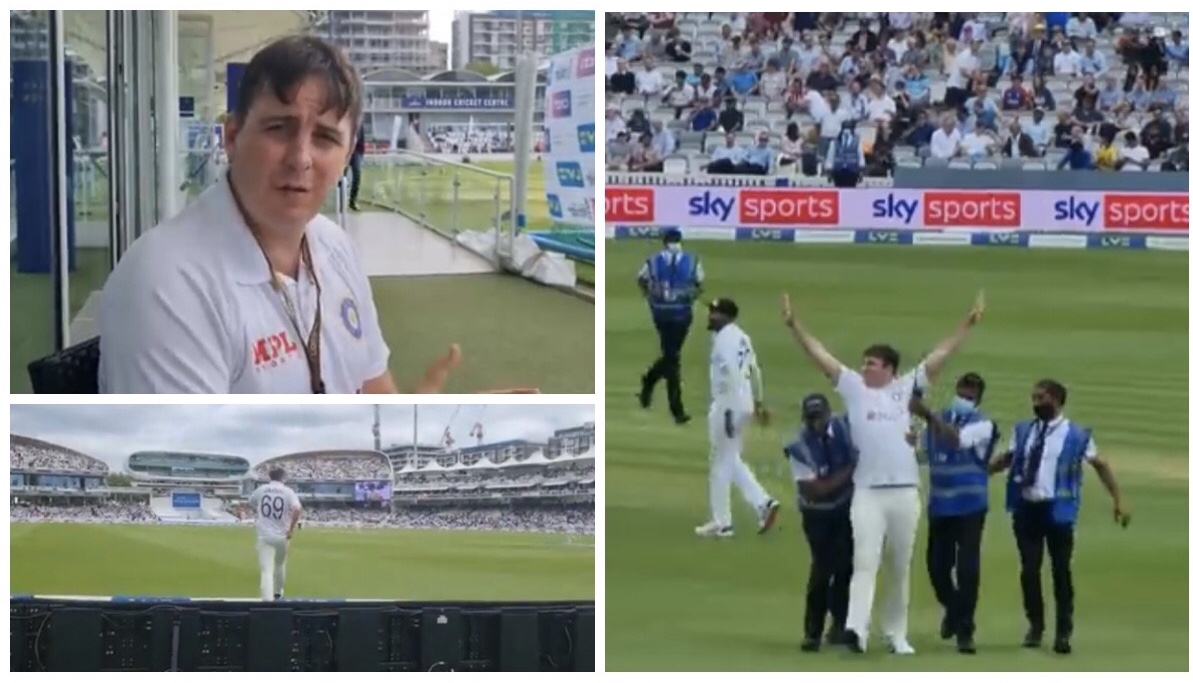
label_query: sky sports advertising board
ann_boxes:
[543,44,596,229]
[604,187,1189,234]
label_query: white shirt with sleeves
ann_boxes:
[835,363,928,487]
[248,481,302,541]
[708,322,759,413]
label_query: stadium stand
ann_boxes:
[606,12,1189,181]
[252,449,392,481]
[10,435,109,475]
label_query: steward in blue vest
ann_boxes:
[636,228,703,424]
[829,121,862,188]
[784,393,856,652]
[909,372,999,654]
[987,378,1130,655]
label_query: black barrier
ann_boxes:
[9,597,595,672]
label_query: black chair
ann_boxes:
[28,336,101,394]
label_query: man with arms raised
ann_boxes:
[247,468,303,601]
[780,291,984,654]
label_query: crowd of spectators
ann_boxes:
[295,506,595,534]
[606,12,1189,179]
[11,500,154,523]
[11,437,109,474]
[253,453,392,481]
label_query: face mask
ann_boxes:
[1032,403,1057,421]
[665,243,681,253]
[950,396,976,413]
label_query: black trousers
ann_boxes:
[348,152,363,206]
[642,316,690,418]
[926,510,986,639]
[801,507,852,639]
[1013,501,1075,637]
[831,168,859,188]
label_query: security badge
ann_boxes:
[340,298,362,339]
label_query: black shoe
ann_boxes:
[800,637,821,652]
[349,203,360,211]
[843,629,865,654]
[637,376,651,409]
[1053,636,1071,655]
[1023,627,1044,648]
[957,636,976,654]
[826,628,849,646]
[274,593,283,601]
[940,614,956,640]
[674,414,691,425]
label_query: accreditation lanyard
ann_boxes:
[266,237,325,394]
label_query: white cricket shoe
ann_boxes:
[757,499,780,534]
[886,637,916,655]
[695,521,734,538]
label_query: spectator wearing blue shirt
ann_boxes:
[1058,128,1094,170]
[704,132,748,173]
[905,111,936,151]
[1079,40,1107,78]
[1148,77,1178,113]
[617,26,643,62]
[740,132,775,175]
[1096,76,1128,116]
[902,64,932,109]
[1127,80,1152,113]
[1165,31,1189,72]
[685,63,706,86]
[689,103,718,132]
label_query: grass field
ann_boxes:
[10,523,595,602]
[604,241,1189,671]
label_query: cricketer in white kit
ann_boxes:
[780,291,984,654]
[696,298,781,538]
[247,468,304,601]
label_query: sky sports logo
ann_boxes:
[550,91,572,118]
[605,187,655,222]
[577,123,596,153]
[871,192,1022,227]
[555,161,585,188]
[686,189,838,224]
[576,47,595,77]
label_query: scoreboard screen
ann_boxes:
[171,491,201,509]
[354,481,393,502]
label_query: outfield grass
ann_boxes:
[10,523,594,602]
[604,241,1189,671]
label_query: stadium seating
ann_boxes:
[607,12,1189,179]
[10,435,109,474]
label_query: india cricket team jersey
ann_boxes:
[249,481,301,541]
[709,323,756,412]
[98,179,390,394]
[835,363,929,488]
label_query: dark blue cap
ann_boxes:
[662,228,683,244]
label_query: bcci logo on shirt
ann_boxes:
[340,298,362,339]
[576,47,595,77]
[550,90,572,118]
[577,123,596,153]
[547,193,564,219]
[555,161,584,188]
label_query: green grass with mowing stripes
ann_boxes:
[604,241,1189,671]
[10,523,594,602]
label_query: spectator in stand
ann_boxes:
[902,33,929,71]
[825,121,866,187]
[1031,74,1057,111]
[960,122,997,159]
[759,59,789,102]
[887,28,912,65]
[718,98,744,133]
[945,39,981,110]
[628,131,664,172]
[807,60,840,92]
[616,25,643,63]
[1161,130,1188,171]
[605,106,626,142]
[777,122,805,170]
[1097,75,1129,117]
[1073,97,1104,125]
[636,57,666,100]
[966,86,1000,132]
[1093,135,1118,171]
[740,131,775,175]
[930,113,963,159]
[642,31,667,63]
[1054,41,1082,78]
[1058,126,1094,169]
[851,18,880,53]
[865,121,895,177]
[772,37,799,74]
[689,101,719,132]
[609,59,636,95]
[1053,111,1076,147]
[815,92,849,158]
[905,110,936,151]
[704,132,747,173]
[626,108,650,136]
[651,120,677,158]
[1002,73,1032,112]
[844,80,867,120]
[1080,40,1108,78]
[1127,78,1152,113]
[605,43,618,84]
[783,78,807,120]
[902,63,932,110]
[1066,13,1098,41]
[661,71,695,119]
[839,43,866,81]
[866,79,898,125]
[665,27,692,62]
[1141,109,1175,158]
[795,32,825,73]
[1165,31,1188,73]
[1148,77,1178,113]
[1003,118,1040,159]
[606,131,633,170]
[1021,107,1052,151]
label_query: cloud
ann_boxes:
[9,404,594,466]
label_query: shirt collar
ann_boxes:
[206,175,316,286]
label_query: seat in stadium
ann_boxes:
[27,336,101,394]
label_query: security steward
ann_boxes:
[637,228,704,424]
[784,393,856,652]
[909,372,999,654]
[988,379,1131,655]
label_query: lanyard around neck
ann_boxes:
[264,236,325,394]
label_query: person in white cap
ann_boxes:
[98,35,459,394]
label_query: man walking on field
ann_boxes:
[247,468,303,601]
[780,291,984,654]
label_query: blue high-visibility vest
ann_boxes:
[835,133,861,172]
[644,250,699,321]
[924,408,999,517]
[1004,419,1090,525]
[784,415,854,511]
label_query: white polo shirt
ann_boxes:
[248,481,302,542]
[98,179,389,393]
[835,363,928,488]
[709,322,757,413]
[1020,416,1097,501]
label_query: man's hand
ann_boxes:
[781,293,796,328]
[1114,500,1132,528]
[413,344,462,393]
[724,410,736,439]
[908,392,932,420]
[966,289,985,327]
[904,428,919,447]
[754,402,770,427]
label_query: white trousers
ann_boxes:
[257,536,289,601]
[708,405,771,528]
[845,486,921,642]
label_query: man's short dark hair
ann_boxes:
[956,372,986,402]
[269,467,285,482]
[235,35,363,135]
[862,343,900,372]
[1035,379,1068,406]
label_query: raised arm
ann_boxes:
[922,289,984,384]
[781,293,844,384]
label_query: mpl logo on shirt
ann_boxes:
[577,123,596,153]
[550,90,572,118]
[555,161,585,188]
[576,47,596,77]
[251,331,300,369]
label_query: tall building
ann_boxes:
[314,10,446,74]
[451,10,594,71]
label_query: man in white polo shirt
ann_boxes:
[780,291,984,655]
[98,35,459,394]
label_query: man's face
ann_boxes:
[707,310,728,331]
[807,413,829,434]
[224,77,353,229]
[860,355,895,387]
[1030,387,1057,415]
